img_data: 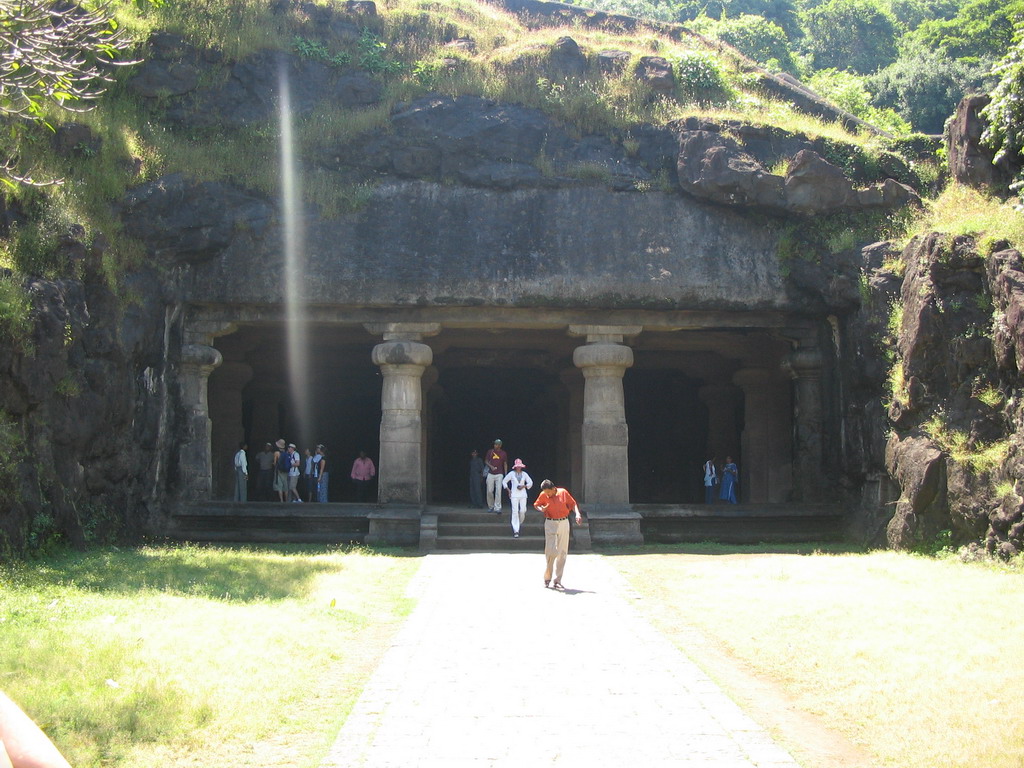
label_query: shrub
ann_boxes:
[671,51,731,105]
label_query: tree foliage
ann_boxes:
[0,0,133,121]
[911,0,1024,62]
[689,12,800,75]
[980,26,1024,204]
[0,0,134,185]
[870,46,991,134]
[800,0,899,75]
[808,67,909,135]
[676,0,802,39]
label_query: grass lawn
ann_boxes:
[0,544,421,768]
[609,545,1024,768]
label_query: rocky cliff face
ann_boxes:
[0,251,184,552]
[849,234,1024,555]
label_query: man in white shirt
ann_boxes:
[233,442,248,502]
[502,459,533,538]
[287,443,302,503]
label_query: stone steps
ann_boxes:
[431,506,584,552]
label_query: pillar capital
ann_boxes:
[181,343,223,373]
[568,324,642,344]
[573,342,634,371]
[372,339,433,368]
[783,347,824,380]
[364,322,441,341]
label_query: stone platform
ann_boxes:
[167,501,845,548]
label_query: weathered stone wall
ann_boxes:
[849,234,1024,555]
[181,181,789,310]
[0,254,184,551]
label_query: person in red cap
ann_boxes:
[484,439,507,514]
[502,459,533,538]
[533,479,583,589]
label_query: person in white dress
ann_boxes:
[502,459,534,538]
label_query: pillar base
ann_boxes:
[366,506,422,548]
[419,514,438,553]
[585,504,643,547]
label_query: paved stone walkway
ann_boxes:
[321,553,799,768]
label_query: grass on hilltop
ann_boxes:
[610,545,1024,768]
[0,544,420,768]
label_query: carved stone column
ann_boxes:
[179,343,223,500]
[570,325,642,545]
[209,361,253,499]
[559,368,584,494]
[732,367,792,503]
[785,347,825,502]
[367,323,440,506]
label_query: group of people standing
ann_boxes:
[702,456,739,504]
[469,439,583,590]
[232,441,377,504]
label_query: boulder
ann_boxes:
[676,131,783,208]
[53,123,101,159]
[947,94,1019,195]
[636,57,674,96]
[677,135,920,216]
[885,432,948,548]
[597,50,630,74]
[548,36,587,77]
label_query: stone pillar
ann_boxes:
[733,367,792,504]
[209,361,253,499]
[570,325,642,545]
[422,366,440,504]
[698,383,742,465]
[559,368,584,494]
[366,323,440,506]
[785,347,825,502]
[179,343,223,500]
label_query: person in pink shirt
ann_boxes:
[350,450,376,503]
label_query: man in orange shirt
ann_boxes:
[533,479,583,590]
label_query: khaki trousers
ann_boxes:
[543,517,571,582]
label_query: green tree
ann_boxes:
[886,0,960,30]
[689,12,801,74]
[675,0,802,38]
[911,0,1024,62]
[559,0,678,22]
[800,0,899,74]
[807,67,910,134]
[869,45,991,133]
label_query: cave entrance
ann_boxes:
[206,321,796,506]
[625,368,712,504]
[426,357,567,505]
[209,324,383,502]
